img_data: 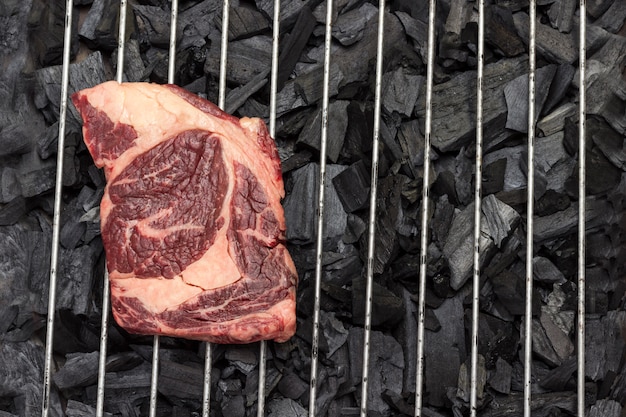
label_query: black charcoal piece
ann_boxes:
[78,0,118,50]
[332,160,370,213]
[539,357,576,391]
[277,371,308,400]
[532,318,561,367]
[414,56,528,152]
[283,163,348,243]
[489,357,512,394]
[348,327,404,416]
[225,345,258,374]
[205,35,272,85]
[56,245,99,315]
[332,2,377,46]
[589,116,626,171]
[342,212,367,244]
[424,294,465,407]
[457,355,487,403]
[158,360,203,401]
[225,69,269,115]
[547,0,576,33]
[585,311,626,381]
[254,0,320,30]
[534,197,612,243]
[0,196,26,226]
[220,395,245,417]
[542,64,576,114]
[352,276,404,327]
[537,102,577,137]
[485,5,526,57]
[65,400,112,417]
[0,167,21,204]
[276,6,316,89]
[132,4,170,47]
[491,269,527,316]
[540,307,574,363]
[589,400,623,417]
[483,391,576,415]
[533,256,565,283]
[17,151,55,198]
[513,12,578,64]
[504,64,557,133]
[482,157,506,195]
[224,6,269,40]
[53,351,99,390]
[297,100,349,163]
[267,398,307,417]
[381,67,423,117]
[444,195,519,290]
[595,0,626,33]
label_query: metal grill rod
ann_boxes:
[41,1,74,416]
[414,0,437,415]
[148,3,179,417]
[469,0,485,414]
[523,1,537,416]
[359,1,385,415]
[577,1,587,415]
[308,0,334,414]
[95,2,129,416]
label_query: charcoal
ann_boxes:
[223,6,269,41]
[283,163,348,243]
[225,345,258,374]
[444,194,519,290]
[457,355,487,403]
[394,11,428,59]
[537,102,577,137]
[53,351,99,390]
[423,294,465,407]
[342,212,367,244]
[382,67,423,117]
[492,269,534,316]
[431,194,454,249]
[298,100,349,163]
[503,64,557,133]
[277,371,308,400]
[351,276,404,327]
[397,118,427,178]
[225,69,269,115]
[585,311,626,381]
[0,167,20,204]
[158,359,204,405]
[27,0,79,67]
[332,160,370,213]
[132,4,170,48]
[0,340,63,417]
[221,394,245,417]
[542,64,576,114]
[0,196,26,226]
[533,256,565,283]
[414,56,528,152]
[267,398,307,417]
[588,116,626,171]
[513,12,577,64]
[205,35,272,86]
[65,400,112,417]
[254,0,322,30]
[595,0,626,33]
[587,0,615,18]
[489,357,513,394]
[113,39,148,83]
[539,357,576,391]
[589,400,623,417]
[78,0,119,50]
[485,5,526,57]
[547,0,576,33]
[532,318,561,367]
[276,6,317,90]
[398,287,417,394]
[540,307,574,363]
[482,391,576,416]
[34,51,107,128]
[332,2,377,46]
[348,327,404,416]
[275,62,343,116]
[319,311,349,357]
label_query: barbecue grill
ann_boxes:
[0,0,620,416]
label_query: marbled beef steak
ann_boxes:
[71,81,297,344]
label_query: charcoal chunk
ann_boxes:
[332,160,370,213]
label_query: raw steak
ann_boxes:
[71,81,297,344]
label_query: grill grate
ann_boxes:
[40,1,590,416]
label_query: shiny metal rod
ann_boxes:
[41,1,74,415]
[469,0,485,415]
[577,1,587,416]
[523,2,536,417]
[149,2,180,416]
[414,0,437,415]
[308,0,334,415]
[96,3,128,416]
[360,1,385,415]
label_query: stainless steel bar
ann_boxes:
[201,2,229,415]
[96,4,128,416]
[257,1,281,416]
[41,1,74,416]
[168,0,179,84]
[308,0,334,415]
[469,0,485,415]
[148,335,160,417]
[359,1,385,415]
[577,1,587,416]
[148,3,180,416]
[414,0,437,415]
[523,2,536,416]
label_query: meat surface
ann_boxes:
[71,81,297,344]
